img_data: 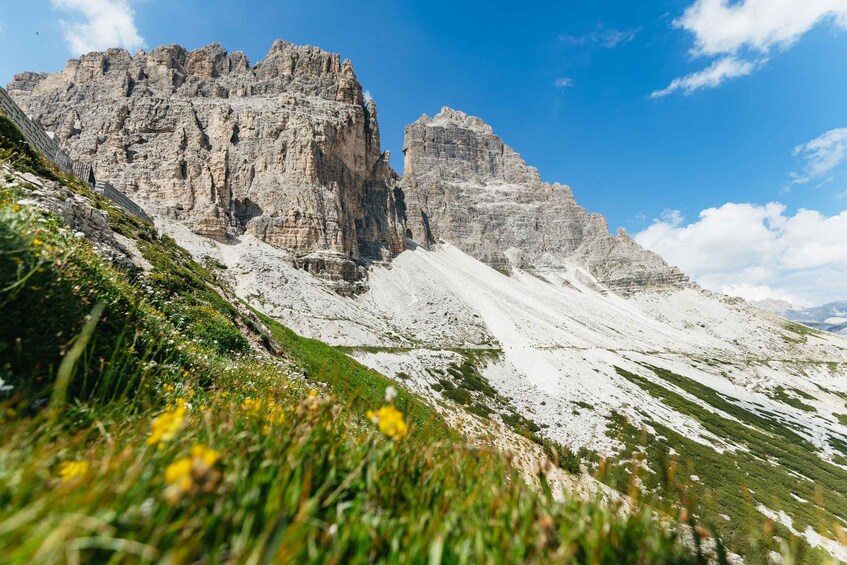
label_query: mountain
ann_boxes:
[786,301,847,321]
[8,41,405,294]
[751,297,797,314]
[756,299,847,335]
[7,41,847,561]
[401,108,689,293]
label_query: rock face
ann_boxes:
[8,41,405,294]
[401,108,689,293]
[9,43,688,295]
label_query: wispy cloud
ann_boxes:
[655,0,847,97]
[553,77,574,89]
[51,0,145,56]
[659,209,684,226]
[791,127,847,182]
[363,89,373,102]
[651,56,758,98]
[559,24,640,49]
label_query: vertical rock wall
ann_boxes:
[8,41,405,293]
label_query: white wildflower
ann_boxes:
[385,386,397,403]
[140,497,155,517]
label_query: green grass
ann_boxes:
[610,365,847,563]
[771,385,817,412]
[255,310,450,439]
[782,321,824,345]
[0,119,702,563]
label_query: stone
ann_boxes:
[400,108,689,293]
[8,41,405,294]
[1,165,139,271]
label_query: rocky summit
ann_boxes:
[401,107,689,293]
[12,42,688,297]
[9,41,405,294]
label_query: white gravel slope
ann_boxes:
[160,220,847,458]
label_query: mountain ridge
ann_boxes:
[755,299,847,336]
[11,42,687,296]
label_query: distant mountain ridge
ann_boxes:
[755,299,847,335]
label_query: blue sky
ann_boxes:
[1,1,846,304]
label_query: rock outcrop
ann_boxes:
[401,108,689,293]
[8,41,405,294]
[9,42,688,296]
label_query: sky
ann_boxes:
[0,0,846,305]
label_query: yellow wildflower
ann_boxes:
[368,405,408,441]
[164,444,221,503]
[164,457,193,493]
[242,398,262,415]
[146,398,187,446]
[32,239,44,246]
[58,460,89,482]
[190,444,220,467]
[263,403,285,433]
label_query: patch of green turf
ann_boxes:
[611,365,847,563]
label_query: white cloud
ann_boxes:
[554,77,574,88]
[655,0,847,96]
[792,127,847,180]
[51,0,145,56]
[718,283,809,306]
[677,0,847,57]
[651,56,758,97]
[559,25,640,49]
[660,209,684,225]
[363,89,373,102]
[635,202,847,304]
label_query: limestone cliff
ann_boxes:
[8,41,404,294]
[401,108,689,294]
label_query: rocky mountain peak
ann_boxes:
[9,40,402,294]
[401,108,689,293]
[426,107,495,134]
[404,106,544,189]
[8,40,687,296]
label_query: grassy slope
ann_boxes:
[610,365,847,564]
[0,116,696,563]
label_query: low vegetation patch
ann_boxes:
[610,365,847,563]
[771,385,816,412]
